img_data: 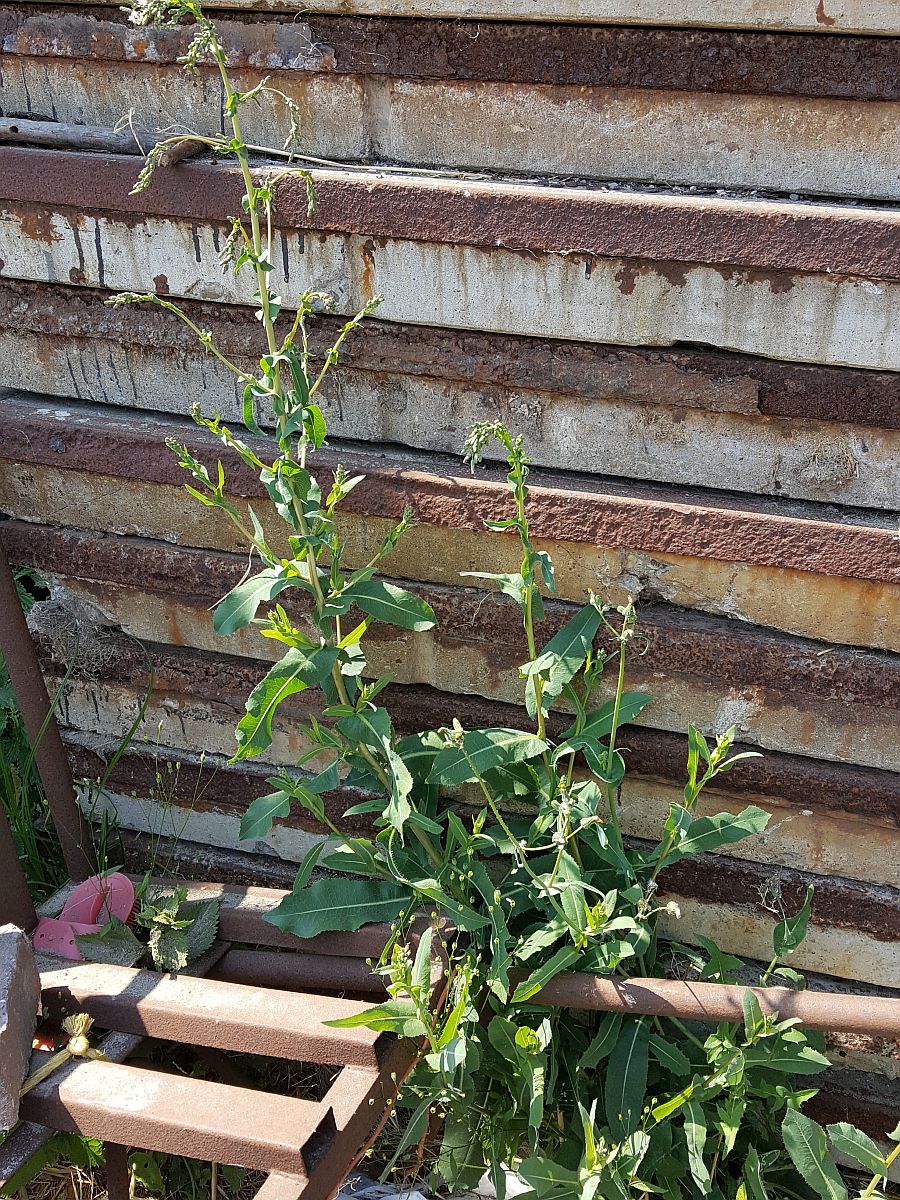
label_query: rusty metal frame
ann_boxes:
[0,539,95,881]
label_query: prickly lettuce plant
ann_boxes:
[109,7,854,1199]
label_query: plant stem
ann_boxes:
[861,1139,900,1198]
[212,38,442,874]
[603,635,628,847]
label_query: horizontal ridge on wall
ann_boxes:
[2,159,896,370]
[2,281,898,510]
[4,0,896,35]
[2,148,898,279]
[3,8,898,99]
[2,281,898,428]
[4,518,898,772]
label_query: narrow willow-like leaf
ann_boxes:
[684,1100,712,1195]
[265,877,410,938]
[649,1033,691,1076]
[233,647,337,761]
[524,604,602,714]
[343,579,436,631]
[774,885,814,957]
[428,728,549,786]
[564,692,653,742]
[665,805,770,861]
[743,1146,769,1200]
[781,1110,848,1200]
[604,1017,649,1137]
[512,944,581,1002]
[240,790,291,841]
[580,1013,622,1070]
[325,997,427,1038]
[213,567,292,636]
[826,1123,886,1176]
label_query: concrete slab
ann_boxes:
[0,925,40,1131]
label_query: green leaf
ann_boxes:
[293,840,328,890]
[564,692,652,742]
[342,579,436,631]
[240,790,292,841]
[214,567,293,636]
[743,1146,769,1200]
[233,647,337,761]
[150,925,189,972]
[826,1123,886,1176]
[518,1158,580,1193]
[428,728,549,786]
[604,1017,649,1137]
[523,605,602,716]
[76,917,145,967]
[781,1110,848,1200]
[774,885,814,958]
[684,1099,712,1195]
[439,1113,486,1192]
[649,1033,691,1076]
[129,1152,164,1194]
[265,878,410,938]
[746,1041,830,1074]
[716,1093,745,1157]
[325,997,427,1038]
[663,804,770,863]
[377,1096,433,1178]
[743,989,766,1040]
[579,1013,622,1070]
[512,945,582,1003]
[460,571,527,608]
[182,900,219,962]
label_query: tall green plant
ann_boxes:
[112,8,873,1198]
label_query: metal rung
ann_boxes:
[20,1059,336,1175]
[40,961,385,1067]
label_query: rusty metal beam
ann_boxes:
[20,1058,337,1174]
[0,942,228,1187]
[2,8,898,101]
[0,540,95,881]
[39,960,386,1067]
[3,279,898,429]
[214,951,900,1037]
[530,973,900,1036]
[2,396,897,587]
[214,950,388,997]
[1,148,898,281]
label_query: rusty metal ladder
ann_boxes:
[0,542,415,1200]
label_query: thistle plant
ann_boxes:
[106,7,895,1198]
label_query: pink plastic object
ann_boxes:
[32,874,136,961]
[61,874,135,925]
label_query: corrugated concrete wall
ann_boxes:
[0,0,898,1125]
